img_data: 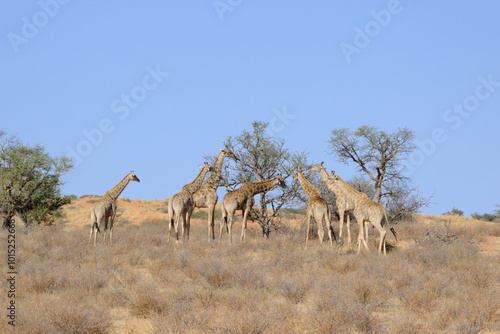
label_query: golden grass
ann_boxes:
[1,198,499,333]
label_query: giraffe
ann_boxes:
[326,172,397,254]
[294,167,335,249]
[309,162,355,244]
[89,171,140,247]
[219,175,286,243]
[167,162,212,243]
[188,147,239,241]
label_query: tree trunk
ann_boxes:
[259,192,269,238]
[2,216,13,229]
[374,173,384,203]
[374,186,382,203]
[261,225,270,239]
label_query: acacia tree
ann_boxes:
[211,121,311,238]
[0,131,73,228]
[328,126,415,203]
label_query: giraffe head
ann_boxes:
[326,171,340,186]
[221,146,239,162]
[128,171,141,182]
[292,167,302,183]
[200,162,213,173]
[308,161,326,173]
[276,173,287,188]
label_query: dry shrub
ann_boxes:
[275,274,312,304]
[216,289,274,334]
[18,294,112,334]
[196,258,235,288]
[150,288,206,333]
[127,280,167,318]
[9,214,500,333]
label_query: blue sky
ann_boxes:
[1,1,499,216]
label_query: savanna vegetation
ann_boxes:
[1,204,499,333]
[1,124,499,333]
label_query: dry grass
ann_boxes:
[1,199,499,333]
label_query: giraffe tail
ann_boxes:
[90,210,100,233]
[330,225,337,241]
[384,210,398,242]
[327,207,336,241]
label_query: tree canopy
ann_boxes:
[0,131,73,228]
[210,121,312,237]
[328,126,415,203]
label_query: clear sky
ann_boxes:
[1,1,499,216]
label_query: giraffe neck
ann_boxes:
[297,171,321,198]
[183,167,210,194]
[203,152,225,191]
[320,169,342,195]
[105,175,131,201]
[249,178,280,196]
[335,176,365,201]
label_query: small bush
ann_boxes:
[442,206,464,216]
[471,211,498,221]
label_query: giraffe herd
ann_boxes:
[89,149,397,254]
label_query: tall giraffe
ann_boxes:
[294,168,335,248]
[219,175,286,243]
[326,172,397,254]
[89,171,140,246]
[188,147,239,241]
[168,162,212,243]
[309,162,355,244]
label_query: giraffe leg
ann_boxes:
[109,219,113,244]
[361,221,370,252]
[180,211,187,243]
[103,216,109,243]
[187,202,194,239]
[89,225,93,244]
[346,211,351,245]
[305,212,311,250]
[317,215,325,245]
[325,213,334,248]
[185,209,192,241]
[109,210,116,244]
[94,215,103,247]
[168,217,174,243]
[373,218,387,254]
[339,210,344,243]
[219,205,230,243]
[94,226,98,247]
[219,215,225,242]
[208,205,216,241]
[365,220,369,245]
[355,215,369,253]
[174,214,181,243]
[227,212,234,244]
[357,221,363,254]
[241,208,250,242]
